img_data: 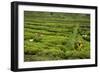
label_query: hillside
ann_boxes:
[24,11,90,61]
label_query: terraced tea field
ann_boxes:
[24,11,90,61]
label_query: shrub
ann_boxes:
[24,46,42,55]
[37,48,65,60]
[33,33,43,42]
[64,49,90,59]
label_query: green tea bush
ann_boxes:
[64,49,90,59]
[37,48,65,60]
[24,47,42,55]
[56,45,66,52]
[33,33,43,42]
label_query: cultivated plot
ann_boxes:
[24,11,90,61]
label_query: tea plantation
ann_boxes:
[24,11,90,61]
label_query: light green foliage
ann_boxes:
[24,11,90,61]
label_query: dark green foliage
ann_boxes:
[24,11,90,61]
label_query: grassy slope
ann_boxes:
[24,11,90,61]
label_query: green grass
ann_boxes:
[24,11,90,62]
